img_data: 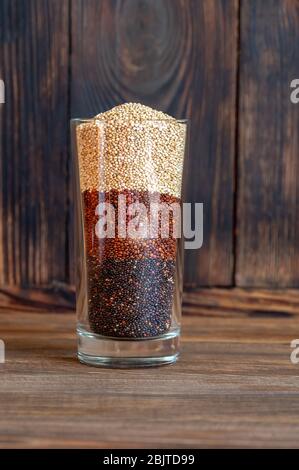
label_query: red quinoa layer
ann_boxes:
[82,189,181,261]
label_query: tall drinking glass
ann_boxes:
[71,112,188,367]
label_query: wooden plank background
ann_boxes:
[0,0,69,287]
[0,0,298,306]
[71,0,238,287]
[237,0,299,287]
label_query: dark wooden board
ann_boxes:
[0,310,299,448]
[71,0,239,287]
[236,0,299,287]
[1,283,299,319]
[0,0,70,286]
[183,287,299,316]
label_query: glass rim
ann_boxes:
[71,117,189,124]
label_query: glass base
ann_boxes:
[77,326,180,368]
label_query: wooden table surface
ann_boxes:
[0,309,299,448]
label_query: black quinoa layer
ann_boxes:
[87,256,175,338]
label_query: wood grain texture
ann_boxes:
[71,0,239,287]
[236,0,299,287]
[184,288,299,316]
[1,284,298,319]
[0,284,75,313]
[1,0,299,294]
[0,310,299,448]
[0,0,70,287]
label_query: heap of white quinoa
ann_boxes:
[76,103,186,197]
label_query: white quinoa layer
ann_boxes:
[76,103,186,198]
